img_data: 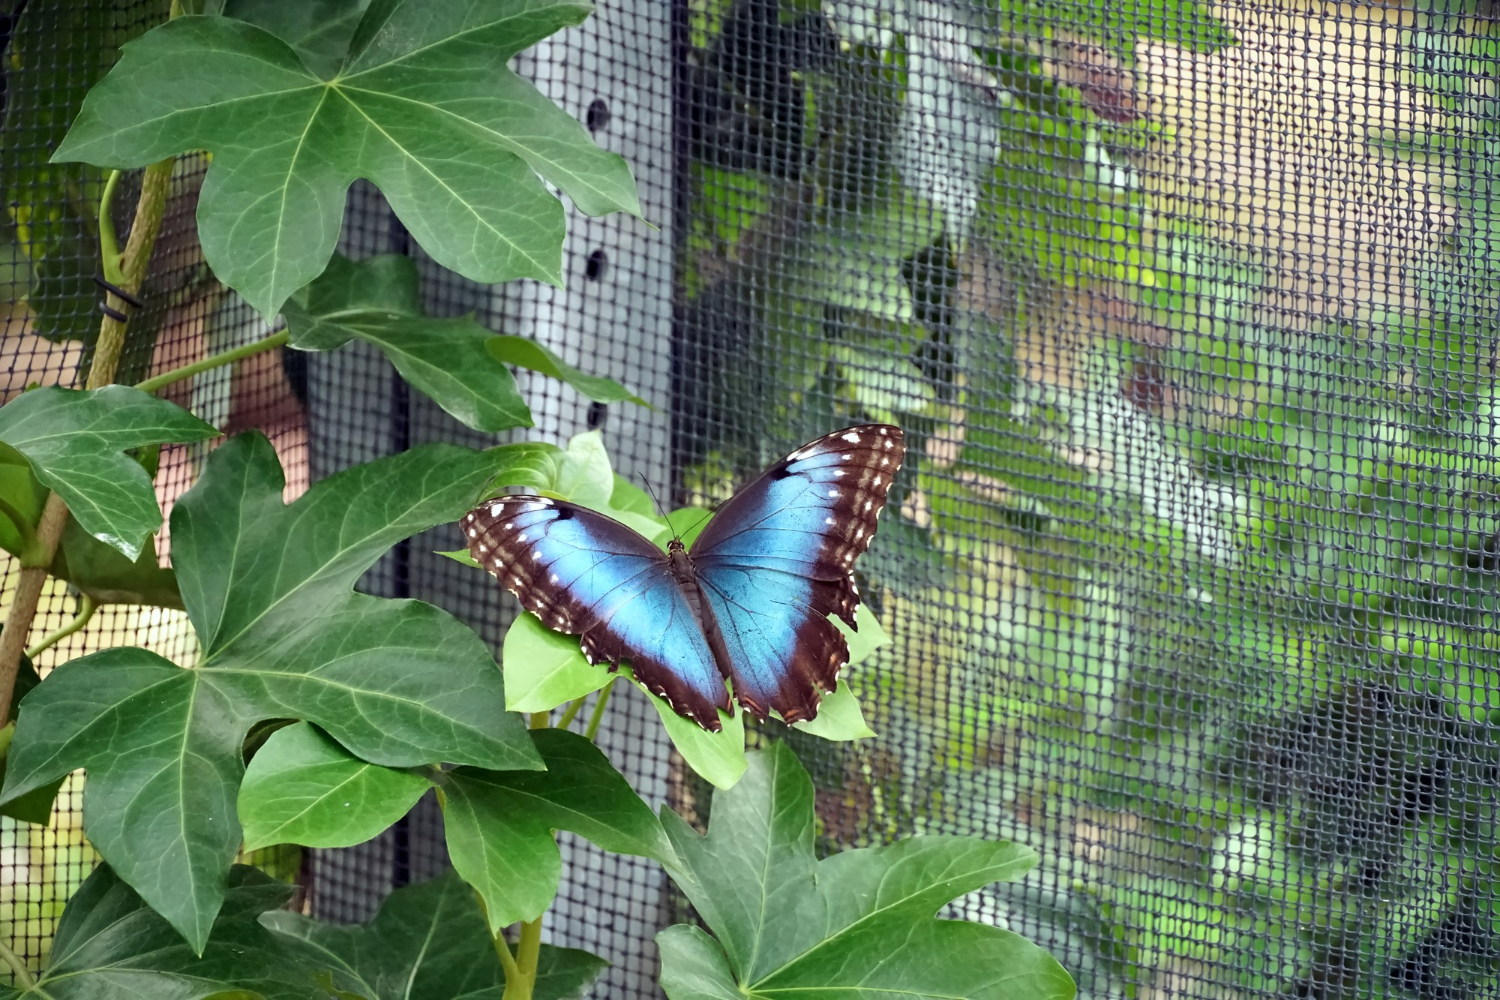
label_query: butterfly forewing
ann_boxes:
[689,424,905,722]
[460,497,731,729]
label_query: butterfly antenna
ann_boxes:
[639,475,680,544]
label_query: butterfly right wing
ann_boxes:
[460,496,731,730]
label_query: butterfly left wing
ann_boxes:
[461,496,732,730]
[689,424,904,722]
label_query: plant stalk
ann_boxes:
[0,934,34,990]
[136,331,290,395]
[0,155,177,724]
[584,679,616,743]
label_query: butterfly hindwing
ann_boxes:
[690,424,905,722]
[461,497,731,730]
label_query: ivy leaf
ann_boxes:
[262,869,610,1000]
[52,2,642,318]
[0,386,218,561]
[658,744,1074,999]
[1,863,324,999]
[283,253,531,432]
[442,727,674,931]
[0,434,541,951]
[487,335,649,407]
[238,722,433,852]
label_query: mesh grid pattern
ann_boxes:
[4,0,1499,997]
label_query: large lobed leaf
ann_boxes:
[262,869,609,1000]
[0,386,217,561]
[283,254,643,433]
[52,0,642,319]
[658,743,1076,1000]
[0,863,323,1000]
[0,434,541,952]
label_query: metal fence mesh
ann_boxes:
[3,0,1499,997]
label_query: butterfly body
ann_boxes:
[461,424,904,730]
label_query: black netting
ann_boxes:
[4,0,1499,997]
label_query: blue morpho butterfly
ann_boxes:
[460,425,905,731]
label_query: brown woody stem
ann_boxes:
[0,155,177,723]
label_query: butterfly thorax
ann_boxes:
[667,539,713,636]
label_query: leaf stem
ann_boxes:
[554,695,587,731]
[583,679,616,743]
[509,914,544,1000]
[0,154,178,725]
[0,933,34,990]
[135,331,290,395]
[25,594,96,661]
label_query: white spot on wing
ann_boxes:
[477,542,488,553]
[841,431,860,443]
[825,516,836,525]
[827,489,840,498]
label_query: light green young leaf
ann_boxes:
[789,681,875,741]
[53,2,642,318]
[0,435,540,951]
[0,386,217,560]
[442,728,675,931]
[645,670,746,790]
[263,869,610,1000]
[503,611,610,714]
[283,253,532,432]
[659,744,1074,1000]
[487,441,565,493]
[556,430,615,509]
[238,722,433,852]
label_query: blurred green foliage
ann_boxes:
[679,0,1500,996]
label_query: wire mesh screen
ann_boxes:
[2,0,1499,998]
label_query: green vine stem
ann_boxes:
[136,331,290,395]
[25,594,96,661]
[0,154,176,724]
[554,695,587,731]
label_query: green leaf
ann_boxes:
[442,727,675,930]
[649,677,746,790]
[0,444,182,607]
[555,430,615,509]
[283,253,532,432]
[263,868,610,1000]
[0,386,217,560]
[53,4,642,318]
[659,743,1073,999]
[789,681,874,741]
[223,0,369,79]
[238,722,433,852]
[488,335,647,407]
[0,658,64,825]
[10,862,323,999]
[532,945,613,1000]
[0,434,541,951]
[487,442,565,493]
[503,611,610,713]
[498,611,747,786]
